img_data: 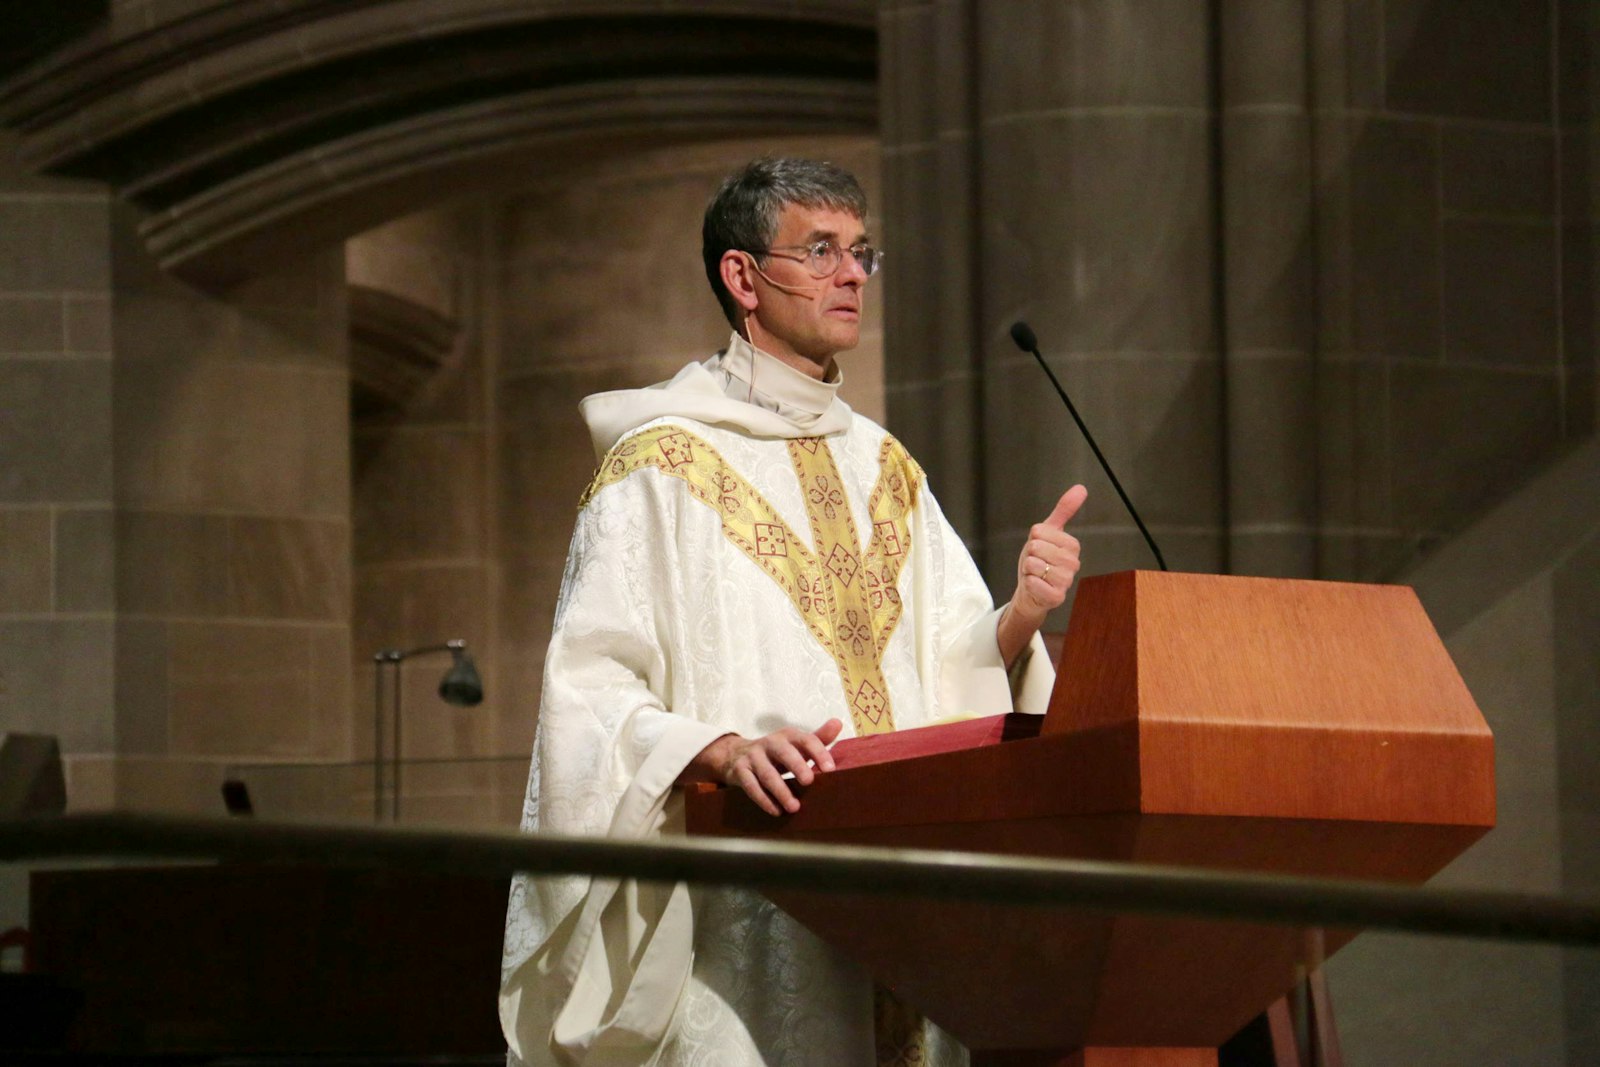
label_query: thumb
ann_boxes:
[1045,484,1088,528]
[814,717,844,746]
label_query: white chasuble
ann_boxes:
[501,341,1054,1067]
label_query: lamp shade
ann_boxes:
[439,648,484,707]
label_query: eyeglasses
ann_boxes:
[748,240,884,278]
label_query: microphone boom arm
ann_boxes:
[1011,323,1168,572]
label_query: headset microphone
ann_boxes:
[751,261,825,297]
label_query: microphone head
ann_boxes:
[1009,320,1038,353]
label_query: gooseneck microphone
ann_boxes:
[1009,321,1168,572]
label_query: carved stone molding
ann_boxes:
[0,0,877,283]
[348,282,460,420]
[141,74,873,283]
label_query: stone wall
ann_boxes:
[1,128,352,814]
[99,216,351,812]
[1311,0,1595,580]
[0,132,115,795]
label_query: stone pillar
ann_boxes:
[883,1,1225,613]
[1555,0,1599,1056]
[107,207,352,811]
[1218,0,1318,578]
[880,0,984,550]
[1560,0,1598,443]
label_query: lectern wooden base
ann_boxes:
[686,571,1495,1062]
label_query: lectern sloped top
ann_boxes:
[684,570,1497,1056]
[1049,570,1495,826]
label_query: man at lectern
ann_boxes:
[500,157,1087,1067]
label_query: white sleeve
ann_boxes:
[921,489,1056,718]
[499,470,725,1066]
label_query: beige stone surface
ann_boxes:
[1383,0,1553,123]
[1313,114,1442,361]
[346,208,478,320]
[979,0,1210,113]
[0,619,114,750]
[113,358,349,516]
[353,427,487,564]
[165,621,342,759]
[0,296,66,352]
[1441,127,1556,218]
[1390,362,1563,532]
[0,358,113,503]
[53,506,115,612]
[354,565,491,659]
[113,510,231,616]
[979,113,1217,353]
[99,756,241,817]
[63,294,112,354]
[0,198,111,291]
[986,354,1224,532]
[113,619,170,756]
[1221,112,1315,352]
[1442,218,1559,367]
[1224,355,1317,527]
[0,508,53,612]
[228,515,351,621]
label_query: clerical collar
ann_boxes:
[713,330,843,419]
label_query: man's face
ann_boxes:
[744,203,870,374]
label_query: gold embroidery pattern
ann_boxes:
[582,425,923,736]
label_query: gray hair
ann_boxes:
[702,157,869,325]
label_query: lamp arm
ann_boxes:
[378,639,465,664]
[372,639,474,823]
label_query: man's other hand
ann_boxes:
[678,718,843,816]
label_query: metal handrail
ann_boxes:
[3,813,1598,947]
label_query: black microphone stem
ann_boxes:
[1020,339,1168,572]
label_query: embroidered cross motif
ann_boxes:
[755,523,788,557]
[852,679,887,725]
[874,520,903,557]
[825,543,859,586]
[658,431,695,469]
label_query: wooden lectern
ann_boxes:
[685,571,1496,1067]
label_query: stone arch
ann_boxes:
[0,0,876,283]
[347,283,460,422]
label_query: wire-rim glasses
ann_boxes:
[748,240,883,278]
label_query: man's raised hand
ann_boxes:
[679,718,843,816]
[997,485,1087,666]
